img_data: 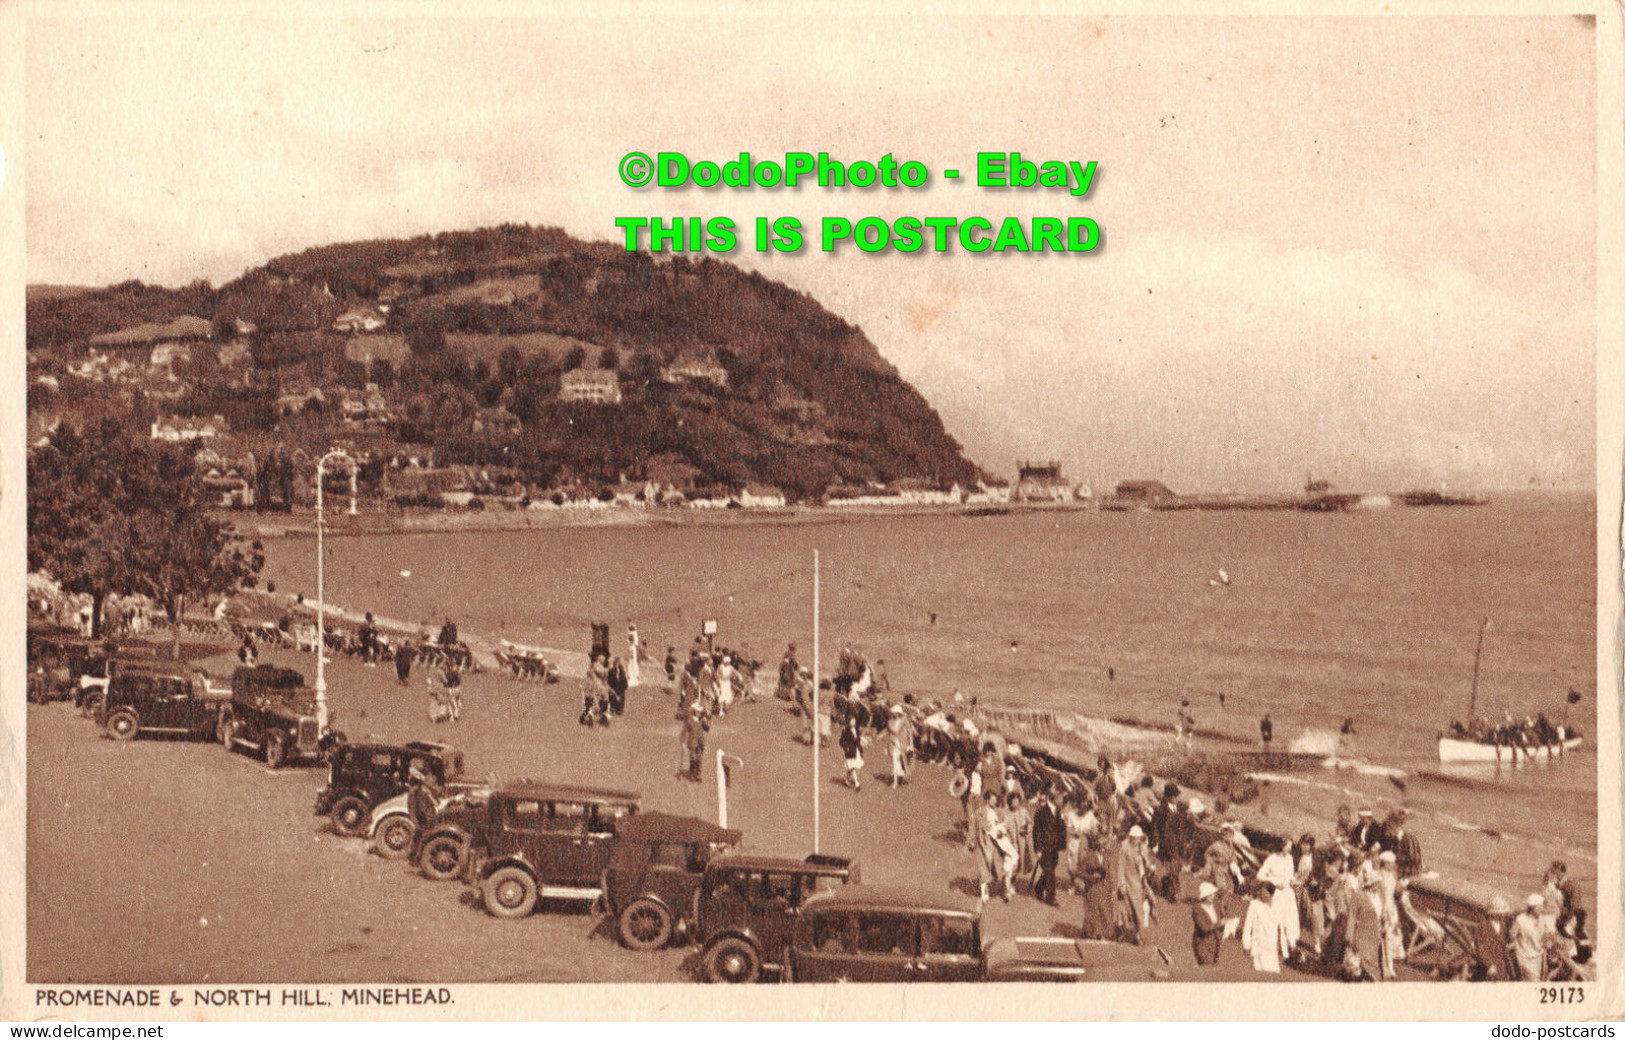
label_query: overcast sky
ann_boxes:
[25,13,1598,492]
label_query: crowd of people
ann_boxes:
[52,580,1590,984]
[754,655,1596,984]
[1448,713,1577,749]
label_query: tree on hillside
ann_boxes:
[562,344,587,371]
[28,421,264,647]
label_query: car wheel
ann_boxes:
[704,936,761,983]
[618,899,674,950]
[108,709,139,741]
[329,795,369,837]
[419,835,466,881]
[374,816,415,859]
[483,866,538,918]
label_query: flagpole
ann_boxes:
[812,549,821,854]
[1468,616,1490,721]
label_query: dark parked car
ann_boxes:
[26,627,99,704]
[217,665,336,769]
[695,854,858,982]
[73,646,168,714]
[1399,877,1520,980]
[601,812,744,951]
[786,886,1092,982]
[463,783,640,918]
[95,667,230,741]
[315,740,466,837]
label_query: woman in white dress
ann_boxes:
[625,624,641,688]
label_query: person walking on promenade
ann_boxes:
[678,654,701,715]
[1510,893,1552,981]
[664,646,678,684]
[967,791,1015,903]
[1113,825,1151,943]
[778,643,799,704]
[886,704,914,788]
[1347,867,1393,980]
[625,623,641,688]
[395,640,416,685]
[1260,713,1273,749]
[680,705,709,782]
[1005,792,1034,891]
[1379,810,1423,878]
[360,613,379,665]
[1242,882,1282,973]
[1031,788,1066,906]
[839,715,865,791]
[1350,808,1380,850]
[1191,882,1223,966]
[582,654,609,727]
[607,655,629,716]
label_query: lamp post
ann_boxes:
[314,449,359,733]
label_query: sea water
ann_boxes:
[260,491,1597,861]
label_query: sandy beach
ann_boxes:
[27,624,1591,983]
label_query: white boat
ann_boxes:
[1436,735,1582,764]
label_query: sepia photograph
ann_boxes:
[6,2,1619,1022]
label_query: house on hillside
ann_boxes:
[151,415,228,442]
[612,479,656,507]
[195,447,257,509]
[201,472,255,508]
[559,368,622,404]
[644,456,701,493]
[332,307,387,335]
[148,342,192,372]
[737,483,787,509]
[661,353,729,388]
[276,383,327,416]
[889,478,961,505]
[471,406,523,437]
[339,384,391,424]
[1014,461,1075,503]
[71,352,137,383]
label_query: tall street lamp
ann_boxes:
[314,448,358,733]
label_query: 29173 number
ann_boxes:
[1539,986,1584,1004]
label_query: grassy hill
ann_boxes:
[27,225,988,501]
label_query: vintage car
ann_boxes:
[1399,876,1520,980]
[785,886,1092,983]
[315,740,466,838]
[95,666,230,741]
[404,776,551,877]
[463,783,640,917]
[694,853,858,982]
[601,812,744,951]
[73,646,168,714]
[26,627,101,704]
[366,772,523,860]
[217,665,337,769]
